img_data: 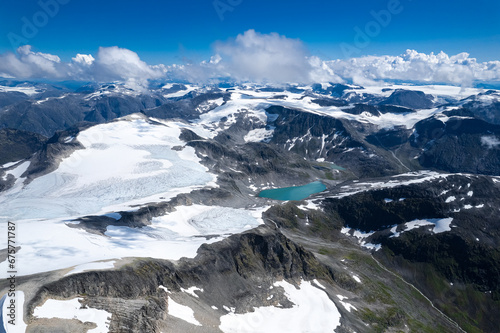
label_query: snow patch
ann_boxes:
[65,260,117,276]
[336,295,357,313]
[298,200,321,211]
[362,243,382,251]
[181,286,203,298]
[1,161,30,183]
[1,160,22,169]
[0,85,40,95]
[1,291,28,333]
[313,279,326,290]
[481,135,500,148]
[219,280,341,333]
[391,218,453,237]
[244,127,275,143]
[342,227,380,250]
[167,297,201,326]
[163,84,197,98]
[445,196,456,203]
[33,298,111,333]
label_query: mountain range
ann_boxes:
[0,79,499,333]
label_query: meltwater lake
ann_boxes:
[258,181,327,201]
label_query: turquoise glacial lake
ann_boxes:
[258,181,327,201]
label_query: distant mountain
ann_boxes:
[380,88,435,109]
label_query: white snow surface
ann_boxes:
[181,287,203,298]
[163,84,197,98]
[298,200,322,211]
[65,260,117,276]
[192,88,454,137]
[445,196,456,203]
[313,279,326,290]
[244,127,275,143]
[341,227,382,251]
[336,295,357,313]
[347,84,483,99]
[0,85,40,95]
[1,161,22,169]
[0,204,263,277]
[1,161,30,184]
[391,218,453,237]
[33,297,111,333]
[167,297,201,326]
[219,279,341,333]
[158,285,201,326]
[352,275,361,283]
[332,171,453,199]
[0,115,271,277]
[0,117,217,220]
[2,291,28,333]
[362,243,382,251]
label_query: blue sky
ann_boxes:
[0,0,499,64]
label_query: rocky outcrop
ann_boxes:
[0,128,46,165]
[412,117,500,175]
[319,174,500,332]
[380,89,434,109]
[26,227,335,332]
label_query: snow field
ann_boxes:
[1,291,28,333]
[0,205,264,277]
[32,297,111,333]
[0,118,217,221]
[219,279,341,333]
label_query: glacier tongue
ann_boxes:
[0,204,264,277]
[0,116,217,221]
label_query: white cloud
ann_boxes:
[0,45,65,79]
[307,56,344,84]
[0,35,500,88]
[324,49,500,86]
[72,53,94,66]
[92,46,164,86]
[212,29,312,83]
[0,45,165,89]
[171,30,341,84]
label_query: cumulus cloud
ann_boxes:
[325,49,500,87]
[169,34,500,85]
[72,53,95,66]
[92,46,164,87]
[170,30,342,84]
[212,29,312,83]
[0,33,500,88]
[0,45,66,79]
[0,45,165,89]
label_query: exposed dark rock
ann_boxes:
[0,128,46,165]
[27,227,335,332]
[380,89,434,109]
[412,117,500,175]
